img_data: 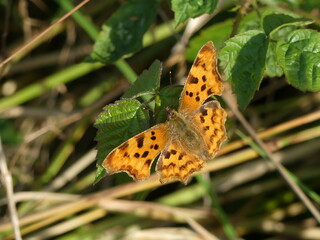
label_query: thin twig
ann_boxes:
[229,0,252,38]
[0,138,22,240]
[0,0,91,68]
[223,83,320,224]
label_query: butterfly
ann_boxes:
[102,41,227,184]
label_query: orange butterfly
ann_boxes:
[102,41,227,184]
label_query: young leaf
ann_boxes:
[90,0,158,63]
[122,60,162,98]
[219,30,268,110]
[262,11,313,40]
[171,0,218,26]
[94,99,149,182]
[276,29,320,92]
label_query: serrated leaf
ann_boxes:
[94,99,149,183]
[220,30,268,110]
[276,29,320,92]
[122,60,162,98]
[154,85,182,123]
[90,0,158,63]
[265,41,283,77]
[171,0,218,26]
[262,11,313,40]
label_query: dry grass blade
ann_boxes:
[0,0,92,68]
[0,191,80,206]
[45,149,96,191]
[0,139,22,240]
[122,227,204,240]
[1,123,319,236]
[223,83,320,223]
[219,109,320,155]
[26,208,107,240]
[98,199,220,240]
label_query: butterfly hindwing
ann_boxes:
[179,41,223,115]
[103,123,169,181]
[192,100,227,157]
[156,140,205,184]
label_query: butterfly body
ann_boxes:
[167,108,211,161]
[102,41,227,184]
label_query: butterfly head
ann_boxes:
[166,106,179,121]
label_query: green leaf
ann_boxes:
[122,60,162,98]
[90,0,158,63]
[171,0,218,26]
[300,0,320,11]
[220,30,268,110]
[265,41,283,77]
[154,85,182,123]
[262,11,313,40]
[185,20,233,61]
[186,10,262,61]
[276,29,320,92]
[94,99,149,183]
[0,118,22,145]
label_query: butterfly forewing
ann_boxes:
[178,42,223,115]
[103,123,169,181]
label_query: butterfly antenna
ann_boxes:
[169,71,173,85]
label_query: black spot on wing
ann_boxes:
[142,151,149,158]
[136,135,144,148]
[190,76,199,84]
[202,75,207,82]
[201,84,206,91]
[200,115,205,123]
[196,96,200,102]
[171,149,177,155]
[207,88,213,96]
[201,108,208,116]
[178,152,185,160]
